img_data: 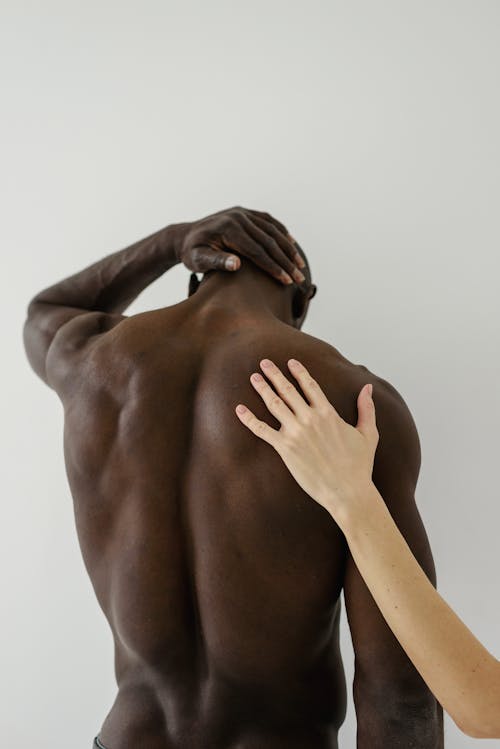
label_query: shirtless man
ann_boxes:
[23,206,444,748]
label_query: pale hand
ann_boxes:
[235,358,379,523]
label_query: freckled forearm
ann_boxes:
[28,222,186,315]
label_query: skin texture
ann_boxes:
[23,208,443,748]
[237,362,500,739]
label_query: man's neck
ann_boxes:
[185,263,294,324]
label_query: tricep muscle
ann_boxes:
[23,301,125,389]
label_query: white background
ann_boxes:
[2,1,499,747]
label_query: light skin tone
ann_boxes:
[235,358,500,740]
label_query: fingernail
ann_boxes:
[261,359,272,368]
[281,272,293,284]
[288,358,299,367]
[293,268,306,283]
[287,233,296,244]
[225,256,237,270]
[236,404,247,414]
[251,373,263,382]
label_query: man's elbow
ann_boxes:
[22,315,50,385]
[355,687,443,747]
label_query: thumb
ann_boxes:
[187,245,241,273]
[356,384,377,438]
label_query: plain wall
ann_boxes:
[2,1,499,747]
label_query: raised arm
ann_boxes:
[23,206,304,389]
[22,221,185,387]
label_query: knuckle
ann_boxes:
[220,219,233,237]
[318,404,333,418]
[257,232,273,249]
[226,216,239,232]
[301,410,313,426]
[189,246,202,265]
[287,424,301,442]
[270,396,282,409]
[215,254,228,270]
[269,237,281,254]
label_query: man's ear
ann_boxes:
[292,284,316,327]
[292,286,308,321]
[188,272,201,297]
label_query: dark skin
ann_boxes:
[23,207,444,748]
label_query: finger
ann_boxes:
[240,215,305,285]
[286,359,332,410]
[289,237,307,269]
[247,214,304,270]
[238,215,306,285]
[235,403,280,447]
[357,383,379,441]
[223,229,294,285]
[246,208,289,238]
[249,372,295,427]
[186,245,241,273]
[257,359,310,417]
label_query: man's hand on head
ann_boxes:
[175,206,306,285]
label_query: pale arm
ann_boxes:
[339,483,500,739]
[237,359,443,746]
[235,358,500,741]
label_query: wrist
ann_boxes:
[328,482,385,535]
[159,222,189,267]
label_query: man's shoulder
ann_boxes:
[277,326,352,375]
[281,327,377,398]
[290,331,419,451]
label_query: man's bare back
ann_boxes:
[23,209,443,748]
[67,304,354,748]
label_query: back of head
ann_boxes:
[187,240,317,330]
